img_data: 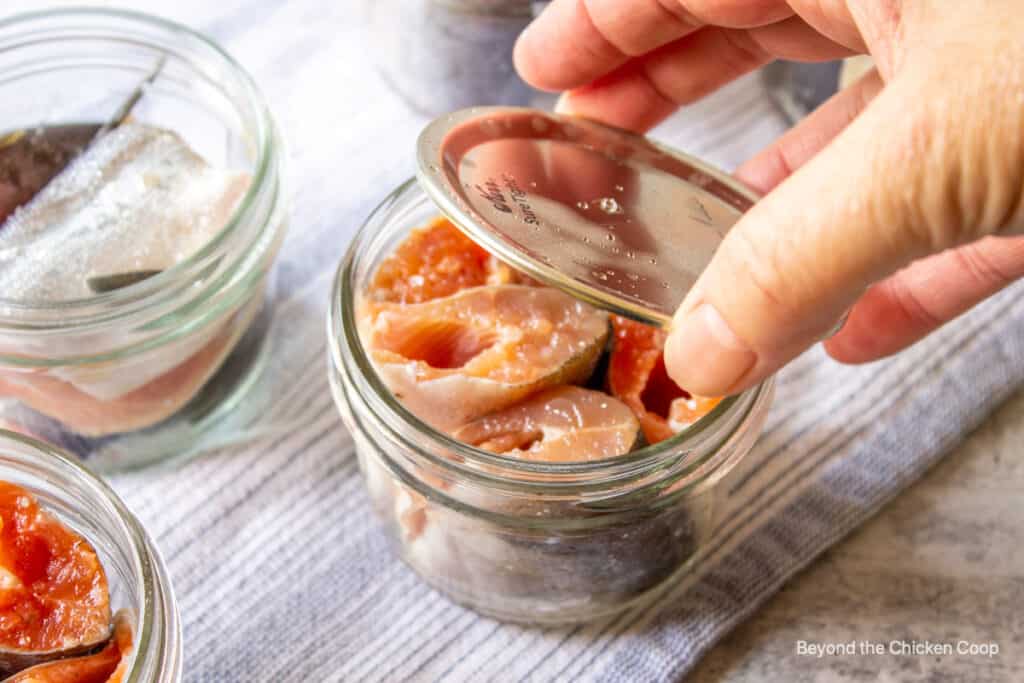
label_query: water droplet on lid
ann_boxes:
[660,281,670,289]
[529,180,538,188]
[614,184,625,192]
[649,257,657,265]
[605,234,615,241]
[627,272,640,281]
[596,197,623,214]
[576,201,590,210]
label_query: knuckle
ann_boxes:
[583,0,696,58]
[676,0,792,28]
[890,108,974,252]
[576,0,629,61]
[883,273,943,332]
[660,0,701,27]
[717,27,770,72]
[953,241,1023,291]
[639,59,686,109]
[718,221,801,322]
[638,27,769,107]
[887,60,1024,252]
[583,0,688,59]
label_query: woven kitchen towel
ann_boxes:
[7,2,1024,681]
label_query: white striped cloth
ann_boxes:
[8,2,1024,681]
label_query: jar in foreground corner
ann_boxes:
[327,179,775,624]
[0,429,182,681]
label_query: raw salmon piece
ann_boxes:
[7,611,132,683]
[0,483,111,677]
[667,394,723,431]
[452,386,640,462]
[363,285,609,430]
[0,300,252,438]
[606,315,720,443]
[368,217,525,305]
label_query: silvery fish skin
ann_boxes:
[0,124,98,225]
[0,122,248,303]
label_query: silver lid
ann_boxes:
[416,106,759,327]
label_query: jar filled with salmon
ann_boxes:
[0,8,288,470]
[329,108,775,624]
[0,429,181,681]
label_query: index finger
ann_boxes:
[514,0,793,91]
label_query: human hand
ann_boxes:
[514,0,1024,396]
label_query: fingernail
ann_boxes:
[665,303,757,395]
[822,308,851,340]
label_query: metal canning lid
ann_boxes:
[416,106,760,327]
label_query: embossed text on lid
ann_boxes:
[416,107,760,327]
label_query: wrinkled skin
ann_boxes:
[515,0,1024,395]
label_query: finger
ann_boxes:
[825,235,1024,363]
[514,0,792,92]
[745,14,859,62]
[556,20,857,133]
[554,57,681,133]
[736,68,884,192]
[662,60,1021,397]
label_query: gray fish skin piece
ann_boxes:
[0,124,99,225]
[0,122,248,303]
[86,269,163,294]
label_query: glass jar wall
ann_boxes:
[328,179,775,624]
[0,8,289,470]
[0,429,182,681]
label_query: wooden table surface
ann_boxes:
[690,388,1024,682]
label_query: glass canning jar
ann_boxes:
[0,428,182,681]
[328,179,775,624]
[0,8,288,470]
[368,0,543,116]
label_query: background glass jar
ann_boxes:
[368,0,550,116]
[328,179,775,624]
[0,8,288,471]
[0,428,182,681]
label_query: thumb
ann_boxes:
[664,59,1024,396]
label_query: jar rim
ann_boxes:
[0,428,180,682]
[0,7,278,329]
[329,176,774,486]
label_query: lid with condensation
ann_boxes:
[416,106,759,327]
